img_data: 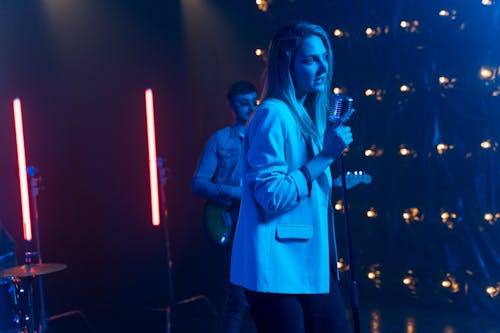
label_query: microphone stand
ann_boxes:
[337,157,361,333]
[26,166,47,333]
[157,157,174,333]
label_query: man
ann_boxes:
[192,81,258,333]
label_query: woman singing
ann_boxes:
[230,21,353,332]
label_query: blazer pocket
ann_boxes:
[276,224,313,241]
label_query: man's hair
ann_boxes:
[226,81,257,103]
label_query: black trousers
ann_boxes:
[245,277,350,333]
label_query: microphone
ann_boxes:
[328,93,354,127]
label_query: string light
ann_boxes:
[399,144,417,158]
[399,84,415,93]
[364,144,384,157]
[365,26,389,38]
[365,88,385,101]
[368,264,382,288]
[441,273,460,293]
[334,200,344,212]
[482,0,493,6]
[479,66,497,80]
[441,209,457,229]
[332,87,344,94]
[486,284,500,298]
[438,76,457,89]
[402,208,423,224]
[337,258,350,273]
[438,9,457,20]
[370,310,381,333]
[255,48,264,57]
[484,213,500,225]
[333,28,349,38]
[255,0,270,12]
[402,270,417,294]
[436,143,455,155]
[406,317,416,333]
[366,207,378,219]
[399,20,420,33]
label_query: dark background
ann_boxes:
[0,0,499,332]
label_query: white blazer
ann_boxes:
[230,98,338,294]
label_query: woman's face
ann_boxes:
[291,35,329,100]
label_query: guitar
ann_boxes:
[333,171,372,189]
[205,171,372,247]
[204,202,239,247]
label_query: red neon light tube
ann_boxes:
[145,89,161,226]
[13,98,33,241]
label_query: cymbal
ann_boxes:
[0,263,67,278]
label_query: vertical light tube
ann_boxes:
[13,98,33,241]
[145,89,161,226]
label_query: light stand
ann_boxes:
[26,166,47,333]
[157,157,174,333]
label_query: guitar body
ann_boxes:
[204,203,239,247]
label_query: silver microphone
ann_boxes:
[328,94,354,127]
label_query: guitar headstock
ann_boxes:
[343,171,372,189]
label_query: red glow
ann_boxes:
[145,89,161,226]
[13,98,33,241]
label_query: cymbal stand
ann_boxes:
[26,166,47,333]
[157,158,174,333]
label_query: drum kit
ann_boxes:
[0,263,66,333]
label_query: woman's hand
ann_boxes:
[320,125,353,160]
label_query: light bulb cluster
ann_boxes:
[438,9,458,20]
[399,19,420,33]
[441,210,458,229]
[402,208,424,224]
[362,268,500,299]
[255,0,271,12]
[361,141,497,160]
[484,212,500,225]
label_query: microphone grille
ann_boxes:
[329,94,353,121]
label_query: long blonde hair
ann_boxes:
[262,21,333,146]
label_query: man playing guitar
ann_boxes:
[192,81,258,333]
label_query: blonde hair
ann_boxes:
[262,21,333,146]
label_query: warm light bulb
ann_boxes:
[442,280,452,288]
[366,209,378,218]
[368,272,376,280]
[400,20,410,28]
[365,89,375,96]
[480,67,495,80]
[484,213,494,221]
[482,0,493,5]
[255,48,263,56]
[400,148,411,156]
[486,286,498,297]
[439,10,450,16]
[481,141,492,149]
[400,84,410,92]
[365,149,375,157]
[439,76,449,84]
[334,29,344,37]
[332,87,342,94]
[403,277,412,285]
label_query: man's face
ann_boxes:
[230,92,258,125]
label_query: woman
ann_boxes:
[230,22,353,332]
